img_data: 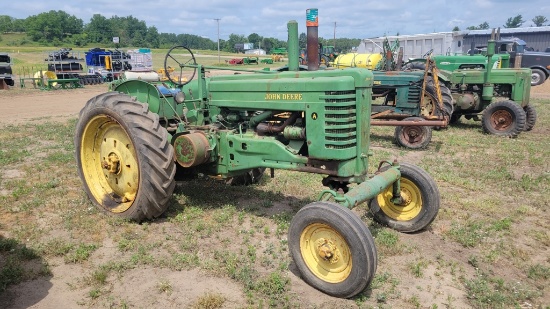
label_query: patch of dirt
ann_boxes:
[530,79,550,99]
[0,84,106,126]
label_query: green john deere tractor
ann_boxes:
[75,20,441,298]
[402,29,535,138]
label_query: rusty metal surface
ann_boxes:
[307,26,319,71]
[292,158,340,176]
[173,132,211,167]
[371,119,448,126]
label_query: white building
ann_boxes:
[244,49,266,55]
[357,32,464,60]
[357,26,550,60]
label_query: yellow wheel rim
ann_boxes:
[80,115,139,213]
[300,223,352,283]
[376,178,422,221]
[420,92,437,118]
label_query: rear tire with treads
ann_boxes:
[75,92,176,221]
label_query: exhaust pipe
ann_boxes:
[306,8,319,71]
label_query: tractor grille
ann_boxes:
[323,90,357,149]
[408,86,421,102]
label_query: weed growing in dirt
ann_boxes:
[192,292,226,309]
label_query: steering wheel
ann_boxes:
[163,45,197,86]
[422,49,434,58]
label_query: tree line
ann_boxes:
[453,14,548,31]
[0,10,360,53]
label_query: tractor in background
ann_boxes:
[328,37,454,149]
[74,20,441,299]
[403,29,535,137]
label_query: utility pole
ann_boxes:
[214,18,221,63]
[333,22,336,50]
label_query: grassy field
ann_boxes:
[0,38,549,307]
[0,94,548,307]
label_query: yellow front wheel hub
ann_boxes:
[80,115,139,213]
[300,223,352,283]
[376,178,422,221]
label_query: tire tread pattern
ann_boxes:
[75,92,176,221]
[289,201,377,298]
[481,100,527,137]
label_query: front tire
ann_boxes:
[369,163,440,233]
[523,105,537,131]
[289,202,377,298]
[75,92,176,221]
[531,68,546,86]
[394,117,432,149]
[481,100,526,137]
[320,55,331,67]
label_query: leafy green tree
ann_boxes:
[261,37,275,53]
[532,15,548,27]
[504,15,524,28]
[0,15,14,32]
[69,33,89,47]
[110,15,147,47]
[0,15,25,32]
[467,22,490,30]
[225,33,247,52]
[25,10,83,43]
[452,26,460,31]
[247,33,262,48]
[11,19,26,32]
[132,31,145,47]
[85,14,112,44]
[159,32,178,48]
[299,32,307,49]
[145,26,160,48]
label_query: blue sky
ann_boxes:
[4,0,550,40]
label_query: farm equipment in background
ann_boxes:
[271,54,284,62]
[0,53,15,88]
[271,47,288,55]
[44,47,103,86]
[332,38,453,149]
[74,19,441,299]
[260,58,274,64]
[227,57,263,65]
[227,58,244,65]
[157,67,175,81]
[403,29,535,137]
[299,43,338,67]
[85,48,132,82]
[242,57,259,65]
[403,30,549,87]
[320,44,339,62]
[332,53,383,69]
[35,47,138,89]
[369,59,453,149]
